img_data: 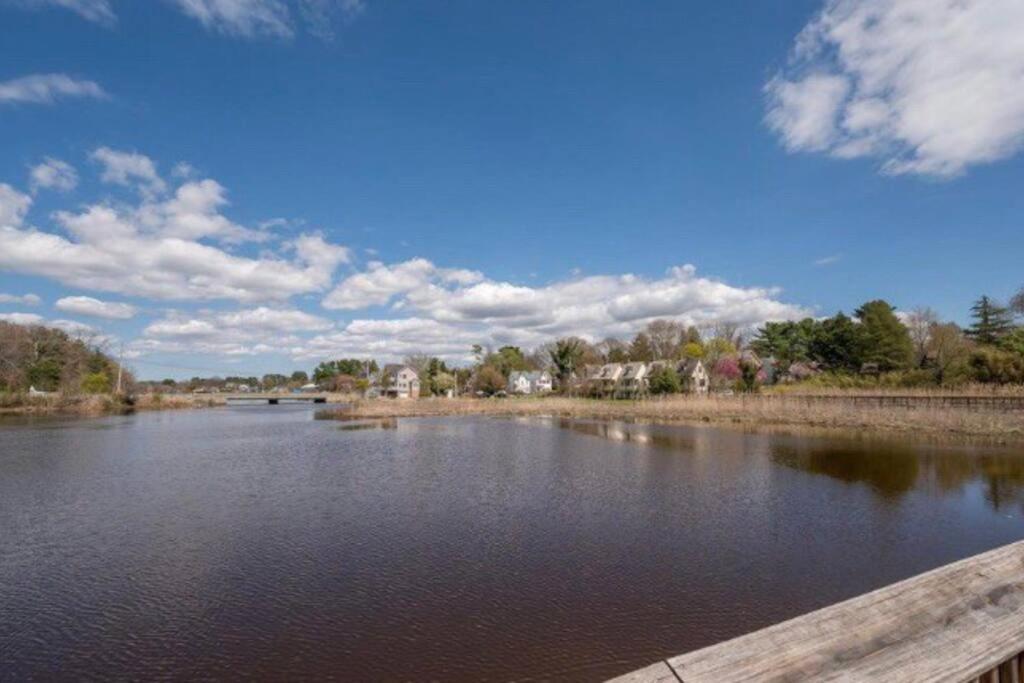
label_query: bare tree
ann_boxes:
[595,337,628,363]
[905,307,939,367]
[644,319,683,360]
[1011,286,1024,317]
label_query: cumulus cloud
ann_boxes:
[0,151,351,303]
[323,258,483,310]
[29,158,78,193]
[0,293,41,305]
[133,306,333,357]
[0,312,46,325]
[305,260,809,364]
[55,295,137,319]
[766,0,1024,177]
[0,73,106,105]
[91,147,167,196]
[0,184,32,227]
[7,0,115,23]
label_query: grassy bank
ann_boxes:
[328,394,1024,442]
[0,392,225,416]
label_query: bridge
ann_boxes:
[610,539,1024,682]
[224,393,328,405]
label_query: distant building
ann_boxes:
[381,365,420,399]
[677,359,709,394]
[299,383,320,393]
[615,362,649,398]
[507,370,553,395]
[593,363,625,396]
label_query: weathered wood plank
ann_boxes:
[609,540,1024,682]
[669,540,1024,682]
[605,660,678,683]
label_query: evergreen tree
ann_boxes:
[855,300,913,371]
[967,296,1014,345]
[809,313,865,372]
[648,366,681,395]
[628,332,655,362]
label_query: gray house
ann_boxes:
[380,364,421,399]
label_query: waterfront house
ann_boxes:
[594,363,624,396]
[508,370,553,395]
[677,359,709,394]
[615,362,649,398]
[381,364,421,399]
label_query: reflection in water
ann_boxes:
[3,410,1024,681]
[551,417,1024,513]
[336,418,398,431]
[771,443,920,499]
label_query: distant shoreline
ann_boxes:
[322,394,1024,443]
[3,391,1023,443]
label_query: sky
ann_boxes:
[1,0,1023,379]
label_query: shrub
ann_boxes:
[648,366,681,395]
[81,372,112,394]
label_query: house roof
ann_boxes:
[597,363,624,379]
[382,364,416,377]
[678,358,704,376]
[621,362,647,379]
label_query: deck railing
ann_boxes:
[610,540,1024,682]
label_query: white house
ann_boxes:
[508,370,553,395]
[592,363,625,396]
[677,359,709,394]
[382,365,420,399]
[615,362,649,398]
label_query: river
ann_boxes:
[2,407,1023,680]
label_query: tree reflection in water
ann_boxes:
[550,417,1024,514]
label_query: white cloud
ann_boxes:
[170,0,367,40]
[0,73,106,105]
[91,147,167,196]
[0,293,41,305]
[323,258,484,309]
[0,312,45,325]
[55,295,137,319]
[308,260,810,364]
[133,306,332,357]
[172,0,294,37]
[29,158,78,193]
[766,0,1024,177]
[9,0,115,24]
[814,254,841,267]
[0,184,32,227]
[0,151,351,303]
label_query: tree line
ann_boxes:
[0,321,130,395]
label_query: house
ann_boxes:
[593,363,624,396]
[615,362,649,398]
[299,382,320,393]
[508,371,532,395]
[677,359,709,394]
[508,370,553,395]
[381,364,420,399]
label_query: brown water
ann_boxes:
[2,408,1023,681]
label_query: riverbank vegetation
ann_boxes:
[326,394,1024,442]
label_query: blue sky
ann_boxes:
[1,0,1023,379]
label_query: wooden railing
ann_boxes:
[609,540,1024,682]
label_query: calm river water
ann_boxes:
[2,407,1024,680]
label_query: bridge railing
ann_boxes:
[609,540,1024,682]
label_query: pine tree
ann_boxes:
[967,296,1014,345]
[855,300,913,372]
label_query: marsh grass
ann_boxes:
[333,394,1024,442]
